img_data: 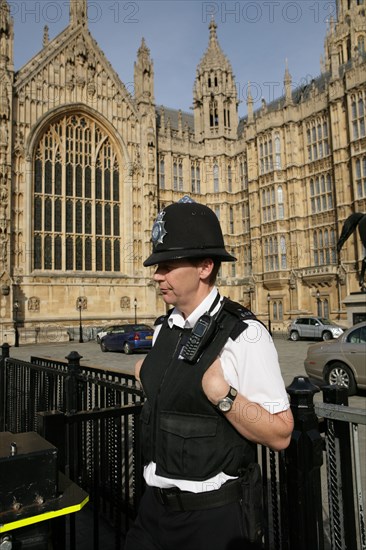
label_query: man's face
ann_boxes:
[153,258,213,316]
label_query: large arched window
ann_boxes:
[33,114,121,272]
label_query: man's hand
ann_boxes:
[135,359,144,382]
[202,358,230,405]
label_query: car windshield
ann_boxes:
[133,325,152,331]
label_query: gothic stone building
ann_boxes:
[0,0,365,343]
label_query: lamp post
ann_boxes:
[134,298,137,325]
[13,299,19,347]
[316,289,321,317]
[249,286,254,311]
[267,292,272,335]
[77,297,84,343]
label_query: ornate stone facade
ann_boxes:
[0,0,365,342]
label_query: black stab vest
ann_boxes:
[140,299,257,481]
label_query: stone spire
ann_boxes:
[246,82,254,123]
[284,59,292,105]
[70,0,87,27]
[43,25,49,48]
[197,18,232,73]
[134,37,154,104]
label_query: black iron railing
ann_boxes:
[1,344,365,550]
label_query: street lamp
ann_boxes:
[13,300,19,347]
[249,286,254,311]
[77,297,84,343]
[267,292,272,335]
[134,298,137,325]
[316,289,321,317]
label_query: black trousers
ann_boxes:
[124,486,257,550]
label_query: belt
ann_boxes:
[153,477,242,512]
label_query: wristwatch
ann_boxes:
[216,386,238,413]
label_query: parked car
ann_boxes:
[96,325,124,343]
[288,316,345,342]
[304,321,366,395]
[100,324,154,354]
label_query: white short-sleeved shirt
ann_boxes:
[144,287,290,493]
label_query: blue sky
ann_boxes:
[10,0,335,116]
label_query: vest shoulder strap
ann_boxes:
[154,308,174,326]
[222,298,257,321]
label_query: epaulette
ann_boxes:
[221,298,258,341]
[154,315,166,326]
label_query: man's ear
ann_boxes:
[198,258,215,281]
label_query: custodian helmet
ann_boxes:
[143,200,236,267]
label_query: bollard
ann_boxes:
[285,376,324,550]
[0,342,10,360]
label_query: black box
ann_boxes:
[0,432,58,513]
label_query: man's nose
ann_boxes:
[153,269,164,281]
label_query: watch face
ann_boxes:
[218,398,232,412]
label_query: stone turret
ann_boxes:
[70,0,88,27]
[324,0,366,73]
[0,0,13,274]
[193,18,238,141]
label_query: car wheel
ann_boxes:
[100,341,108,352]
[326,362,357,395]
[290,331,300,341]
[322,331,332,341]
[123,342,132,355]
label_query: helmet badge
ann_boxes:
[151,210,167,245]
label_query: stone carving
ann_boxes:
[0,232,7,267]
[0,118,8,145]
[14,127,24,156]
[0,184,8,219]
[289,271,297,290]
[128,150,143,177]
[28,296,40,312]
[120,296,130,309]
[0,80,9,118]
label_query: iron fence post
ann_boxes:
[285,376,324,550]
[0,342,10,431]
[65,351,82,485]
[322,384,357,550]
[65,351,82,413]
[37,410,67,472]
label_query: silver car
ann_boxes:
[288,316,344,341]
[304,322,366,395]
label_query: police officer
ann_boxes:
[124,199,293,550]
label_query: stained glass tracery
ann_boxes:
[33,114,121,272]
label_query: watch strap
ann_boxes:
[216,386,238,411]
